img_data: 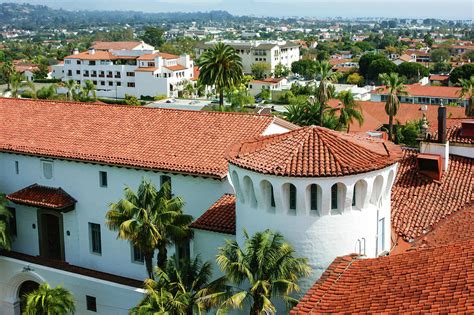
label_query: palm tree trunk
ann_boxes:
[219,89,224,110]
[157,242,168,270]
[388,114,394,141]
[145,253,154,279]
[250,301,261,315]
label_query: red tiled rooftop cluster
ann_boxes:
[0,98,275,178]
[291,239,474,314]
[431,119,474,144]
[190,194,236,235]
[391,149,473,241]
[6,184,76,211]
[227,126,402,177]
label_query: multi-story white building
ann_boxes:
[52,41,195,99]
[195,40,300,77]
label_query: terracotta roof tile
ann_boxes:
[431,118,474,144]
[391,149,473,241]
[92,41,144,51]
[190,194,236,234]
[158,52,179,59]
[7,184,76,211]
[164,65,187,71]
[135,67,158,72]
[227,126,402,177]
[373,84,465,99]
[291,239,474,313]
[0,98,275,178]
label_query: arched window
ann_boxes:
[289,184,297,211]
[353,180,368,210]
[231,171,244,203]
[331,184,338,210]
[370,175,384,206]
[243,176,257,208]
[310,184,318,211]
[385,170,395,197]
[331,183,346,214]
[260,180,276,211]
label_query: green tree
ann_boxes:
[450,64,474,85]
[216,230,311,314]
[251,62,270,80]
[291,59,317,79]
[9,73,31,98]
[36,84,58,100]
[80,80,97,101]
[198,43,243,109]
[61,79,79,101]
[367,58,397,82]
[23,283,75,315]
[330,91,364,132]
[0,193,13,250]
[33,64,49,80]
[132,256,226,315]
[457,76,474,116]
[346,72,364,85]
[430,48,450,63]
[379,73,407,141]
[423,34,434,47]
[140,26,165,48]
[397,119,423,147]
[358,53,386,79]
[315,61,338,126]
[274,63,290,77]
[397,62,429,82]
[0,61,16,89]
[432,62,452,74]
[124,94,141,106]
[106,179,193,277]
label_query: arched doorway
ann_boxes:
[18,281,40,313]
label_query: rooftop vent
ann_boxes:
[88,47,95,55]
[460,120,474,138]
[417,153,442,181]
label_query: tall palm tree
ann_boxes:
[458,76,474,117]
[197,43,243,109]
[81,80,97,101]
[216,230,311,315]
[330,91,364,132]
[106,178,193,278]
[1,61,16,90]
[23,282,75,315]
[0,193,12,250]
[379,73,407,141]
[9,73,31,98]
[62,79,79,101]
[315,61,338,126]
[132,255,226,315]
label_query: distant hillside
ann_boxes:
[0,2,236,29]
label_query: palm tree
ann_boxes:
[379,73,407,141]
[106,178,193,278]
[81,80,97,101]
[315,61,338,126]
[62,79,79,101]
[197,43,243,109]
[458,76,474,117]
[1,61,16,90]
[132,255,226,315]
[330,91,364,132]
[216,230,311,315]
[23,282,75,315]
[0,193,13,250]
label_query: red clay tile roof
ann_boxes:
[391,149,473,241]
[431,118,474,144]
[397,54,413,62]
[64,51,116,60]
[429,74,450,81]
[190,194,236,235]
[135,67,158,72]
[413,204,474,249]
[373,84,465,99]
[0,98,276,178]
[329,58,352,66]
[92,41,144,51]
[158,52,179,59]
[137,53,158,60]
[327,100,467,133]
[227,126,402,177]
[164,65,187,71]
[7,184,76,211]
[291,239,474,314]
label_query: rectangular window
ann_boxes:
[270,185,275,208]
[6,207,16,237]
[116,81,121,86]
[76,60,81,65]
[126,72,135,77]
[99,171,107,187]
[310,184,318,211]
[289,184,296,210]
[76,70,80,75]
[132,245,144,264]
[89,223,102,255]
[42,160,53,179]
[377,217,385,254]
[86,295,97,312]
[15,161,19,174]
[127,82,135,87]
[352,187,356,207]
[331,185,338,210]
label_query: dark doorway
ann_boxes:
[38,210,64,261]
[18,280,40,312]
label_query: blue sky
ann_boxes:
[3,0,473,19]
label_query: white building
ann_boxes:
[0,97,404,314]
[52,41,195,99]
[195,40,300,77]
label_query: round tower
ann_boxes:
[226,126,402,287]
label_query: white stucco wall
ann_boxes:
[0,256,143,315]
[0,152,233,281]
[229,163,397,292]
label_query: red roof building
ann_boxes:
[190,194,236,235]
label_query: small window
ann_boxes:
[15,161,19,174]
[175,240,190,263]
[270,185,275,208]
[132,245,144,264]
[42,161,53,179]
[86,295,97,312]
[377,218,385,254]
[89,223,102,255]
[6,207,16,237]
[99,171,107,187]
[289,184,297,210]
[331,184,338,210]
[310,184,318,211]
[352,187,357,207]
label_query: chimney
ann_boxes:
[73,48,79,55]
[88,47,95,55]
[437,102,447,144]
